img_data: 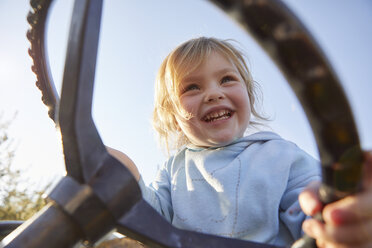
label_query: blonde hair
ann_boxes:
[153,37,266,152]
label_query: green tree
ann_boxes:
[0,113,48,221]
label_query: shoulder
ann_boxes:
[242,131,299,151]
[242,131,320,170]
[245,131,306,149]
[159,148,187,176]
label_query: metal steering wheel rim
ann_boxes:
[4,0,362,247]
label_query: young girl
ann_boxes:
[109,37,372,247]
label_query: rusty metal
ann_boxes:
[27,0,59,121]
[0,0,363,247]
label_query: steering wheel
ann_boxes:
[0,0,363,247]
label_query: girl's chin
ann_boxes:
[205,135,243,148]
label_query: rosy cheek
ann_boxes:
[180,104,192,114]
[181,96,199,112]
[235,93,249,107]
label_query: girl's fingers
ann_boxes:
[303,218,372,246]
[299,151,372,219]
[302,218,325,239]
[299,181,323,216]
[321,151,372,225]
[301,151,372,247]
[322,188,372,225]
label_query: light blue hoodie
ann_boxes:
[138,131,320,246]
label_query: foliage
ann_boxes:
[0,113,49,221]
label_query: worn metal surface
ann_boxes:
[117,199,279,248]
[27,0,59,121]
[0,222,22,241]
[1,0,363,247]
[3,0,142,247]
[1,203,83,247]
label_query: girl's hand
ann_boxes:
[299,151,372,248]
[106,146,141,181]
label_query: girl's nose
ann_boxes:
[205,87,224,103]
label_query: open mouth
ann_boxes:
[202,109,233,123]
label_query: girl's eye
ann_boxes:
[220,76,235,84]
[184,84,199,92]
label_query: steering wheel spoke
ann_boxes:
[2,0,363,247]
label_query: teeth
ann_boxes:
[204,110,231,122]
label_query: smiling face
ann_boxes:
[175,51,251,148]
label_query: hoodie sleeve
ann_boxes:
[138,160,174,222]
[279,146,321,240]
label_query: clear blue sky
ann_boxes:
[0,0,371,188]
